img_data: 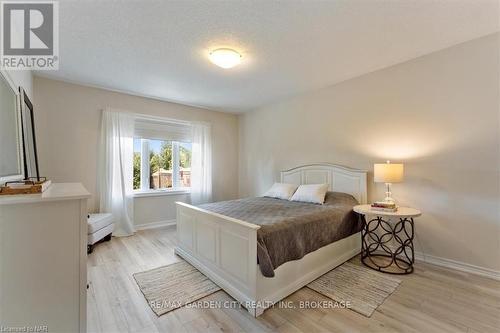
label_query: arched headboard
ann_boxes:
[280,163,368,204]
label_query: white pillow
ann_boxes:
[263,183,299,200]
[290,184,329,204]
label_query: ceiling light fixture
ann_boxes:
[209,48,242,69]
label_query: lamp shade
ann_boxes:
[374,163,404,183]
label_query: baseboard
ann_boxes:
[415,251,500,281]
[135,219,176,231]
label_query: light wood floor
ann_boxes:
[88,226,500,333]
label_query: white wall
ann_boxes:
[134,193,190,227]
[3,70,32,99]
[33,77,239,228]
[239,34,500,272]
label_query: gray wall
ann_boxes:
[239,34,500,272]
[33,76,239,228]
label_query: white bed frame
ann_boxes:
[175,163,367,317]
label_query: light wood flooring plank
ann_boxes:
[87,225,500,333]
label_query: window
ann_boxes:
[133,138,192,192]
[132,116,193,194]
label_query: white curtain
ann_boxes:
[190,122,212,204]
[98,109,135,237]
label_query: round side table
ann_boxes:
[353,204,421,275]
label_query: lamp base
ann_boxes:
[384,183,395,204]
[383,196,395,204]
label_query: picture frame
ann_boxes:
[19,87,40,181]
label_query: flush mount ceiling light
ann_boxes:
[209,48,242,69]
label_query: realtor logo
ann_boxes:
[1,1,59,70]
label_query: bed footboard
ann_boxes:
[175,201,361,317]
[174,202,262,316]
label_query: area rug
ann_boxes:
[133,260,221,316]
[307,262,402,317]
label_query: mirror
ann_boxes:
[19,87,40,181]
[0,70,23,185]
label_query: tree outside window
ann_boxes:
[133,138,191,191]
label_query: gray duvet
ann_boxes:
[198,192,362,277]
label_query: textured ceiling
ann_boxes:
[37,0,499,113]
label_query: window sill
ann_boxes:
[133,189,191,198]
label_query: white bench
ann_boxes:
[87,213,114,253]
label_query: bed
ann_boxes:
[175,163,367,316]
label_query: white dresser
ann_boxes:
[0,183,90,332]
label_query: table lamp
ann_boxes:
[374,161,404,204]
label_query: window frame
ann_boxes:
[133,188,190,198]
[133,137,191,196]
